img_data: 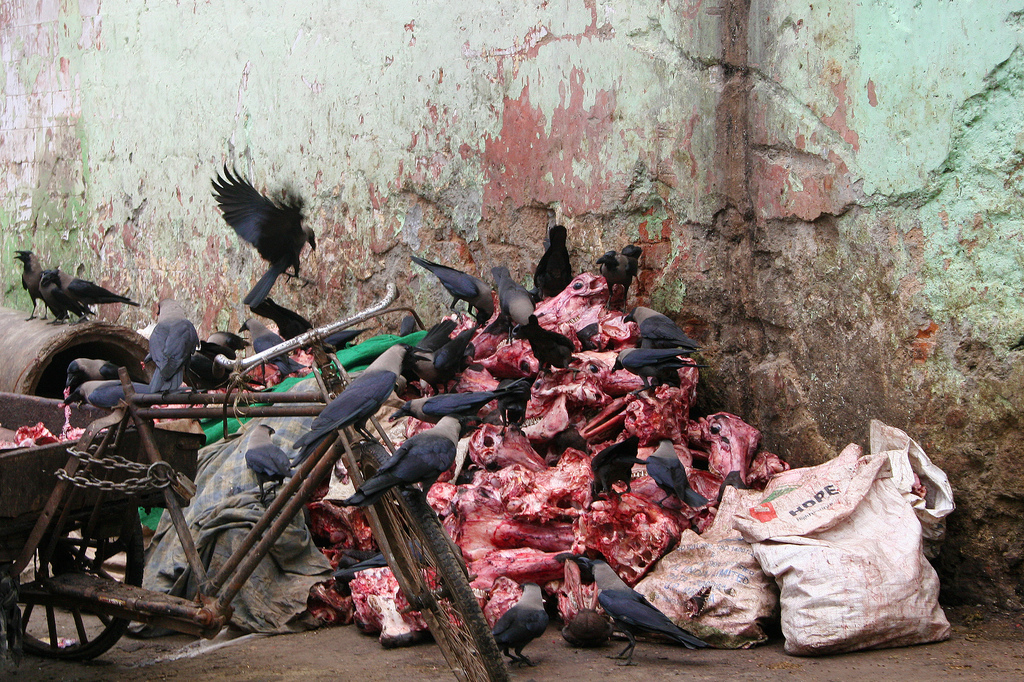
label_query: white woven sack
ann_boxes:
[733,444,950,655]
[635,487,777,648]
[869,419,954,557]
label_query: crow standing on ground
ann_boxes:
[212,165,315,307]
[147,299,200,393]
[290,344,407,467]
[411,256,495,323]
[565,556,707,665]
[340,415,461,507]
[492,583,549,667]
[590,436,644,498]
[625,307,700,351]
[14,250,46,320]
[645,439,709,509]
[533,224,572,299]
[244,424,292,504]
[66,358,120,394]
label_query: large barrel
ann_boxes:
[0,307,149,399]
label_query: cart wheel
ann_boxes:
[358,442,509,682]
[19,510,144,660]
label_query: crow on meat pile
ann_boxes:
[563,556,707,665]
[492,583,549,667]
[411,255,494,323]
[614,347,696,390]
[492,266,535,333]
[390,378,531,423]
[290,345,407,467]
[244,424,291,505]
[597,245,642,309]
[533,224,572,299]
[64,380,151,408]
[590,436,643,498]
[402,318,457,384]
[147,299,200,393]
[645,439,709,509]
[406,326,475,386]
[625,306,700,351]
[66,359,120,394]
[240,318,304,377]
[495,377,532,429]
[212,165,315,307]
[340,415,460,507]
[14,250,46,320]
[513,315,574,372]
[249,297,313,340]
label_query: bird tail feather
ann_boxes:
[244,259,289,307]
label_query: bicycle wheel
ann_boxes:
[19,509,144,660]
[356,440,509,682]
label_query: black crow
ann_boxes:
[513,315,574,371]
[597,244,642,308]
[566,556,707,665]
[590,436,643,498]
[411,255,494,323]
[147,299,200,393]
[290,345,407,467]
[39,269,90,323]
[492,583,549,667]
[645,439,709,508]
[614,347,695,389]
[66,358,120,394]
[14,250,45,320]
[340,415,460,507]
[625,307,700,351]
[390,378,531,423]
[533,224,572,299]
[212,165,315,307]
[249,297,313,340]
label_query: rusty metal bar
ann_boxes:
[214,283,396,372]
[136,405,325,420]
[204,430,337,594]
[120,373,210,589]
[213,436,345,613]
[129,391,325,406]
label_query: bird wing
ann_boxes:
[245,442,292,477]
[212,166,305,264]
[300,370,397,441]
[640,317,699,349]
[378,433,456,482]
[599,588,706,648]
[66,278,134,304]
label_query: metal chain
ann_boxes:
[55,450,176,494]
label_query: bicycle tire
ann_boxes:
[357,440,509,682]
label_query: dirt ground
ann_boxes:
[7,606,1022,682]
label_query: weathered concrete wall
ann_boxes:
[2,1,1022,607]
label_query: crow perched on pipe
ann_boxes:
[14,250,46,320]
[290,345,407,467]
[212,165,315,307]
[64,380,151,408]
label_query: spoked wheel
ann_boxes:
[19,510,144,660]
[355,440,509,682]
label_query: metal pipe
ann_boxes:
[214,283,396,371]
[130,392,326,406]
[136,405,325,420]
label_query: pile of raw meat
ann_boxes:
[304,272,789,646]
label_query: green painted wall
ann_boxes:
[2,1,1022,607]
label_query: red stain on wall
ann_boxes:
[820,78,860,151]
[482,68,616,216]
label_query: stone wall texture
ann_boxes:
[2,1,1022,608]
